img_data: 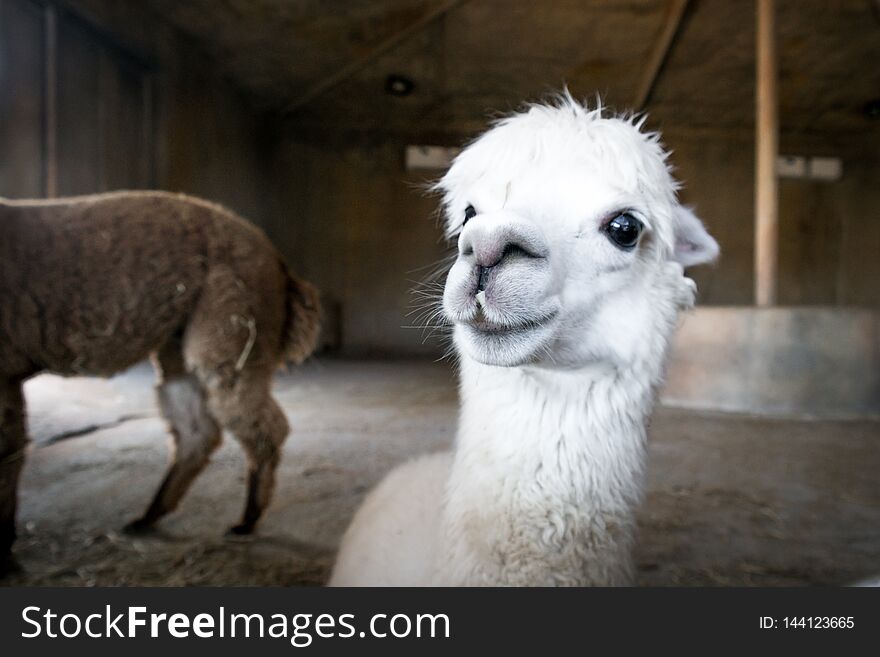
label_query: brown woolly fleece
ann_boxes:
[0,191,321,565]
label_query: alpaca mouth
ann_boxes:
[457,308,559,367]
[464,311,558,337]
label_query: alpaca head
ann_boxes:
[437,96,718,369]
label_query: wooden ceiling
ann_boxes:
[135,0,880,139]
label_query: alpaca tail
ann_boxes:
[281,265,322,365]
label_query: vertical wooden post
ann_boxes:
[43,3,58,198]
[754,0,778,306]
[142,74,156,188]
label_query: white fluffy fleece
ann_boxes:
[330,95,718,586]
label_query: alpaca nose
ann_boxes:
[474,243,532,291]
[458,216,549,277]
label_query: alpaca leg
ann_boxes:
[0,380,27,562]
[201,371,289,535]
[125,345,221,532]
[179,263,289,534]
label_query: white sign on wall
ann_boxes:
[405,146,461,171]
[777,155,842,181]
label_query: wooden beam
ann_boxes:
[142,74,156,188]
[632,0,689,111]
[754,0,779,306]
[285,0,466,113]
[43,3,58,198]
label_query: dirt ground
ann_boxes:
[2,359,878,587]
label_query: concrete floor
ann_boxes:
[2,359,878,586]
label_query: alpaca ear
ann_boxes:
[671,206,719,267]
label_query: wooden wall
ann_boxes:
[0,0,278,235]
[269,140,448,356]
[668,130,880,308]
[0,0,47,197]
[0,0,153,198]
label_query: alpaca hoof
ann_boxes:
[226,522,255,536]
[123,518,157,535]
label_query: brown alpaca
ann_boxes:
[0,191,321,564]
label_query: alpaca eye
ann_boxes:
[463,205,477,225]
[604,213,643,250]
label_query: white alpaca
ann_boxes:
[330,96,719,586]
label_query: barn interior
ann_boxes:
[1,0,878,585]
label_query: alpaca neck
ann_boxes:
[438,356,660,586]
